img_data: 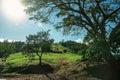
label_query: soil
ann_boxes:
[0,60,120,80]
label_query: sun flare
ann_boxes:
[1,0,27,24]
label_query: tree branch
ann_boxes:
[108,7,120,18]
[91,11,99,25]
[56,1,80,13]
[81,11,97,34]
[95,0,106,16]
[84,26,93,34]
[110,22,120,39]
[100,7,120,34]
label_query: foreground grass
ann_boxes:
[6,52,81,64]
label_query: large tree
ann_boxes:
[22,30,53,65]
[22,0,120,62]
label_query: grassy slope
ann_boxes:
[6,52,81,64]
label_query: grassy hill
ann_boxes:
[6,52,81,64]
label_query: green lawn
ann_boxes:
[6,52,82,64]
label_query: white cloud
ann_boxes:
[0,38,4,42]
[8,39,13,42]
[37,22,43,27]
[75,38,83,43]
[0,38,17,42]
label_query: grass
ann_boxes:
[6,52,82,64]
[1,52,81,73]
[5,53,29,65]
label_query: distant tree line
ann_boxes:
[60,40,87,54]
[0,40,24,61]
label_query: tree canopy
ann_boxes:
[22,0,120,62]
[22,30,53,65]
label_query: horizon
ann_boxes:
[0,37,83,43]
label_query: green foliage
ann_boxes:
[22,30,53,65]
[0,40,15,61]
[51,43,70,53]
[83,31,120,61]
[61,40,87,54]
[13,41,25,52]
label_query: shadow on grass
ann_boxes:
[2,63,54,74]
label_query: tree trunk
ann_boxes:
[100,36,115,62]
[103,41,112,61]
[39,56,42,66]
[36,52,43,66]
[39,53,43,66]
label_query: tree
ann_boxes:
[22,30,53,65]
[41,39,54,52]
[22,0,120,62]
[0,40,15,61]
[13,41,25,52]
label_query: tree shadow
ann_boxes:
[2,63,54,74]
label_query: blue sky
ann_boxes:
[0,0,84,42]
